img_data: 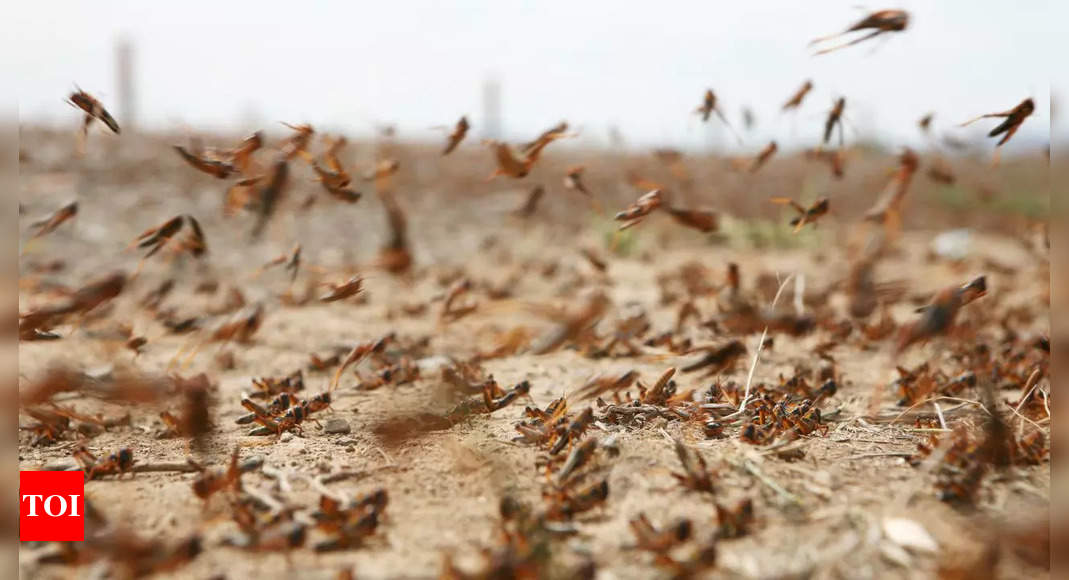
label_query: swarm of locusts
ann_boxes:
[17,7,1049,579]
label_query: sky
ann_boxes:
[10,1,1057,152]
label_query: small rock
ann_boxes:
[84,365,114,381]
[241,456,265,471]
[883,518,938,553]
[416,355,453,373]
[323,418,351,435]
[931,229,971,261]
[337,438,358,446]
[280,432,294,443]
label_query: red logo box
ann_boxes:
[20,471,85,541]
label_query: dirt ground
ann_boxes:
[16,129,1050,579]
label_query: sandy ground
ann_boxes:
[16,130,1050,579]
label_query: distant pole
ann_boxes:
[116,38,136,132]
[481,75,501,140]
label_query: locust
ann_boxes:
[68,88,120,134]
[312,136,362,202]
[822,97,846,147]
[29,201,78,239]
[173,144,236,179]
[749,141,777,173]
[440,116,470,155]
[484,127,570,180]
[782,79,813,111]
[896,276,987,353]
[770,196,830,232]
[694,89,742,144]
[960,98,1035,162]
[810,10,909,55]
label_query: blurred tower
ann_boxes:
[115,38,136,132]
[481,75,501,140]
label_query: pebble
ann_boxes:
[323,418,352,435]
[242,456,265,471]
[84,365,114,381]
[280,432,294,443]
[883,518,938,553]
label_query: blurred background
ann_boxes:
[9,0,1058,152]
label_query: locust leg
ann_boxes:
[813,29,885,55]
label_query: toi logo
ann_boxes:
[20,471,85,541]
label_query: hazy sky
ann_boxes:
[11,1,1056,152]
